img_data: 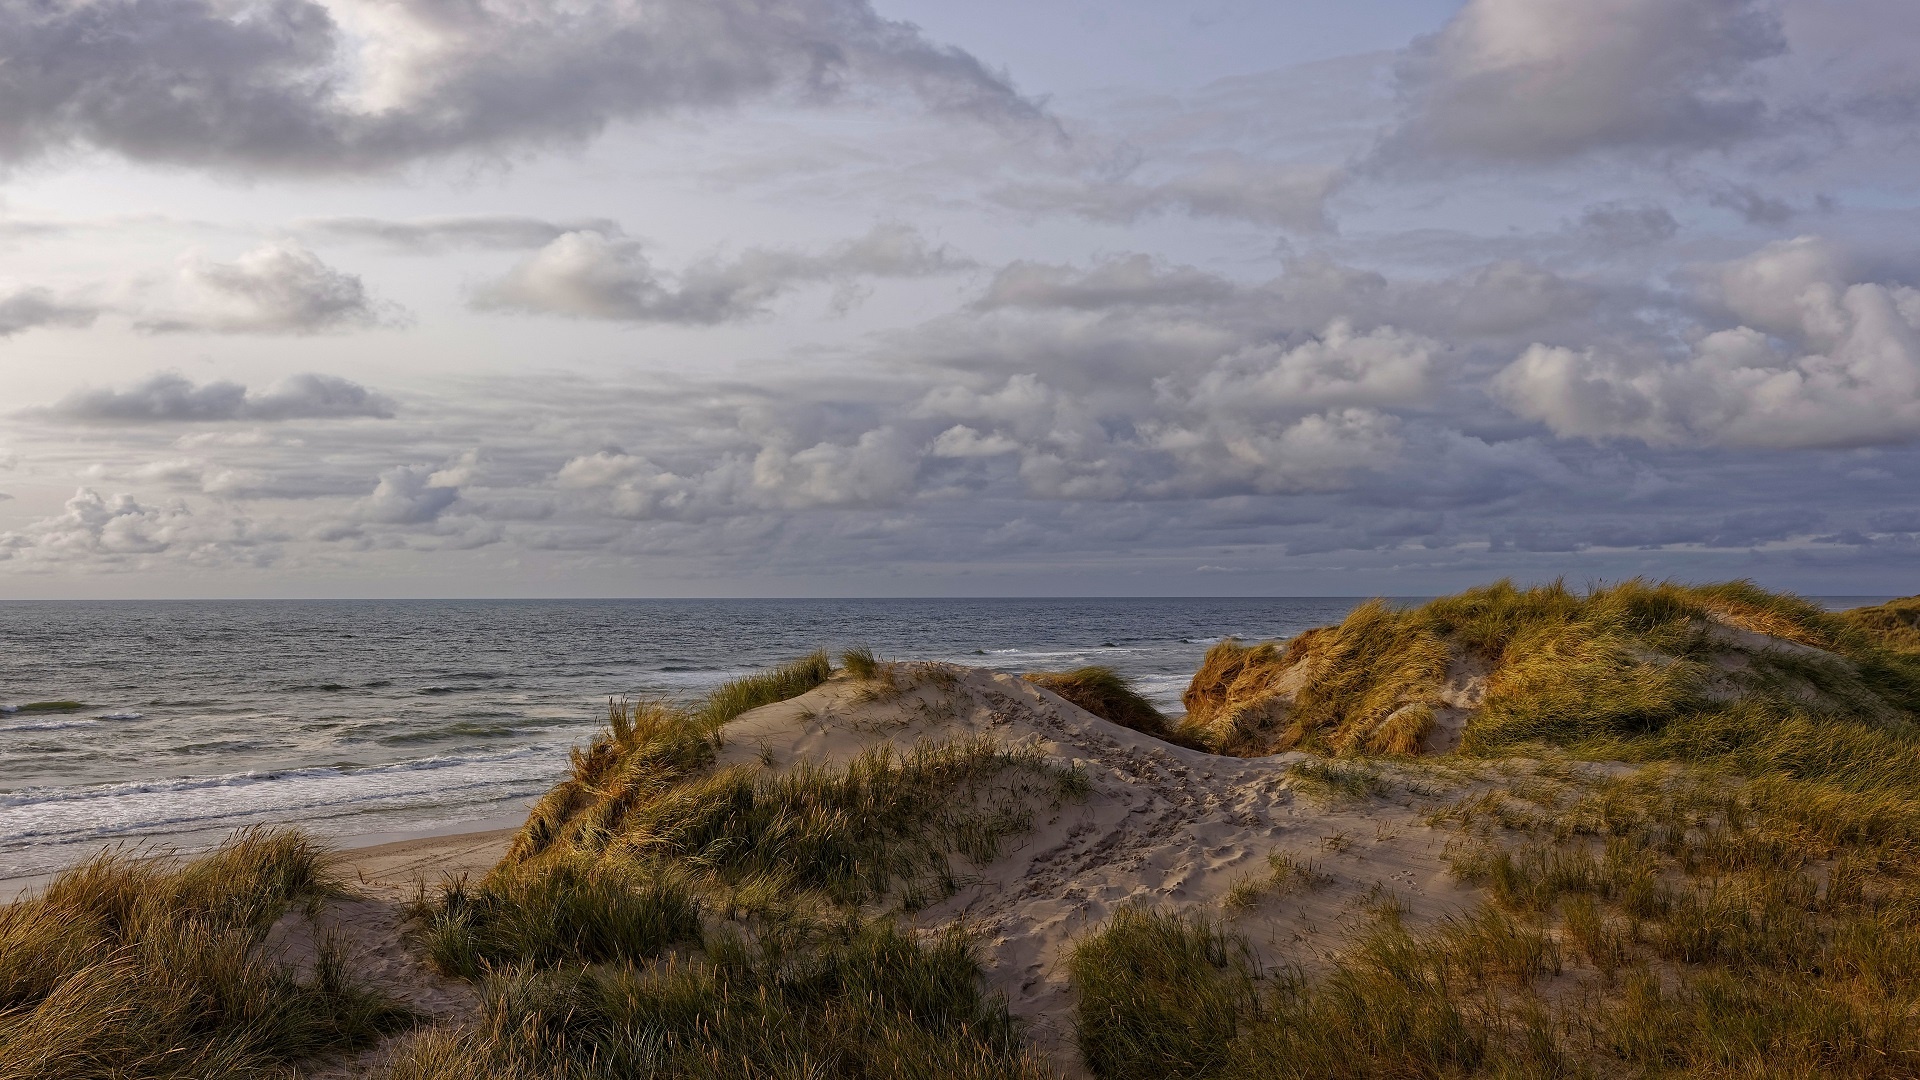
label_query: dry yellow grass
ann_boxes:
[1179,578,1920,760]
[0,828,407,1080]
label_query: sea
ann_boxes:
[0,596,1377,880]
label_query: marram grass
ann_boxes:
[0,827,409,1080]
[1179,577,1920,768]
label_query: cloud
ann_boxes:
[1383,0,1784,164]
[0,287,102,336]
[553,428,922,520]
[1143,406,1407,498]
[993,156,1342,231]
[0,0,1046,175]
[301,215,623,252]
[1491,507,1827,552]
[1574,201,1680,247]
[0,487,280,569]
[1175,321,1438,414]
[138,241,400,334]
[355,464,462,525]
[1701,180,1800,225]
[976,255,1236,311]
[474,223,967,323]
[46,372,395,423]
[1495,236,1920,448]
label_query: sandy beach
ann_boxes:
[0,822,520,905]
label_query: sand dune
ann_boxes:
[717,665,1523,1070]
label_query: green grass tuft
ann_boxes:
[416,855,701,979]
[841,645,882,680]
[1069,907,1259,1080]
[1285,758,1391,803]
[694,649,832,730]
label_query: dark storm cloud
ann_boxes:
[0,0,1049,174]
[46,373,395,422]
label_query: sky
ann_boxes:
[0,0,1917,599]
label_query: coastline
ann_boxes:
[0,815,524,904]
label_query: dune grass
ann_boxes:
[417,855,701,979]
[1068,907,1258,1080]
[383,920,1050,1080]
[841,645,883,681]
[507,651,833,865]
[0,828,409,1080]
[1221,852,1333,912]
[1841,593,1920,655]
[1180,600,1450,755]
[1181,578,1920,767]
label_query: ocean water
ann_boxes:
[0,597,1368,879]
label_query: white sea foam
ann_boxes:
[0,744,571,858]
[1132,673,1192,710]
[0,717,99,733]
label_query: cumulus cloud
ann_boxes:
[474,224,967,323]
[553,429,921,520]
[302,215,623,252]
[1495,236,1920,448]
[1384,0,1784,164]
[46,372,395,423]
[0,0,1046,174]
[0,287,102,336]
[0,488,279,569]
[138,241,400,334]
[1176,321,1438,414]
[355,464,462,525]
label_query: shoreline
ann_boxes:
[0,813,526,904]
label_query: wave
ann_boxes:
[378,722,524,745]
[0,745,571,851]
[1130,673,1193,710]
[0,717,99,733]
